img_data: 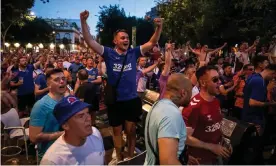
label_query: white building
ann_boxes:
[44,18,94,52]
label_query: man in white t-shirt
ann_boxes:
[40,95,105,165]
[136,57,160,97]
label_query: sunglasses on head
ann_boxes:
[212,77,220,83]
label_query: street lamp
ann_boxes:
[49,43,55,49]
[26,43,33,48]
[4,43,10,47]
[38,43,44,49]
[14,43,20,48]
[52,31,55,34]
[59,44,64,49]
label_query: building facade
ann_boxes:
[44,18,90,52]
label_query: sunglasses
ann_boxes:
[247,68,254,71]
[211,77,220,83]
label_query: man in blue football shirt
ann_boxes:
[10,56,41,117]
[85,56,102,84]
[34,64,55,101]
[243,64,276,134]
[81,10,163,161]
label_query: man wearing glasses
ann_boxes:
[182,66,231,164]
[80,10,163,161]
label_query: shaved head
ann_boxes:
[167,73,192,92]
[165,73,193,106]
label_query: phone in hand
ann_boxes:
[67,85,73,92]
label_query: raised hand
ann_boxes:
[153,18,164,27]
[80,10,89,21]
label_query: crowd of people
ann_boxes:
[1,9,276,165]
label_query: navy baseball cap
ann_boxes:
[53,95,91,125]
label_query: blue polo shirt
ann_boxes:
[34,73,48,101]
[11,64,35,96]
[242,73,267,127]
[102,46,142,101]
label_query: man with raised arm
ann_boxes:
[189,43,227,67]
[80,10,163,162]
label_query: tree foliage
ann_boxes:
[156,0,276,46]
[96,5,166,47]
[7,18,53,44]
[1,0,35,42]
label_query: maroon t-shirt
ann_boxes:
[182,94,223,164]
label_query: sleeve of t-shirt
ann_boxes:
[159,75,169,92]
[34,75,42,85]
[30,102,46,127]
[28,64,35,71]
[182,104,200,129]
[40,159,56,165]
[102,46,111,59]
[69,64,73,72]
[158,114,183,139]
[249,78,265,101]
[134,46,142,60]
[11,74,19,82]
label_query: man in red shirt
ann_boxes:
[182,65,231,164]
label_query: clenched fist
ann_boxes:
[80,10,89,21]
[153,18,164,27]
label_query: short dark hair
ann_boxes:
[252,56,268,68]
[113,29,128,38]
[265,64,276,71]
[78,69,88,81]
[222,62,231,70]
[242,64,253,70]
[183,65,195,75]
[196,65,218,81]
[86,56,93,61]
[46,63,55,69]
[46,68,63,80]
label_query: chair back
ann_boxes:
[1,108,21,134]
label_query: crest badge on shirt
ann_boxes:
[67,97,78,104]
[207,115,212,121]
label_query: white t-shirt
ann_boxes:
[269,44,276,57]
[63,61,72,70]
[137,66,148,92]
[236,51,249,64]
[40,127,105,165]
[191,86,200,98]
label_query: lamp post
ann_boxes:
[14,43,20,48]
[26,43,33,53]
[4,43,10,52]
[52,31,56,52]
[50,43,55,51]
[59,44,64,55]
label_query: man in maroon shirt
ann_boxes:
[182,65,231,164]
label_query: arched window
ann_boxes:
[64,33,71,40]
